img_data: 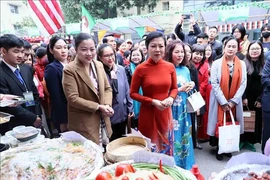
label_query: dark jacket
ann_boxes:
[187,63,199,91]
[125,65,132,85]
[116,53,124,67]
[209,40,223,57]
[0,61,41,130]
[174,23,201,45]
[44,60,67,125]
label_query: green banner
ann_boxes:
[110,19,129,30]
[135,27,145,38]
[218,7,249,21]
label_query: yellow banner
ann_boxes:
[98,30,107,42]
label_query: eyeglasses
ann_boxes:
[102,54,114,58]
[250,48,261,51]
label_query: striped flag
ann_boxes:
[218,25,221,33]
[258,21,263,29]
[227,24,232,32]
[27,0,65,36]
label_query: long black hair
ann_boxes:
[245,40,264,75]
[47,35,67,63]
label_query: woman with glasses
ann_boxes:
[97,43,134,141]
[242,41,264,151]
[62,33,114,145]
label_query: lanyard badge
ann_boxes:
[23,91,35,107]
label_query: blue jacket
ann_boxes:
[44,60,68,124]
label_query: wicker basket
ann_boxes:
[106,136,149,163]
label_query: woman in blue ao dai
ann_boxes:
[164,40,195,170]
[125,48,145,128]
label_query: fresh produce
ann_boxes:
[132,163,190,180]
[115,164,136,177]
[95,163,191,180]
[95,172,113,180]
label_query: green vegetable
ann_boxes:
[48,174,56,180]
[38,163,44,169]
[47,148,57,151]
[71,142,82,146]
[55,155,61,160]
[132,163,191,180]
[47,163,53,172]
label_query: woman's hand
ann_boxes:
[178,83,189,92]
[228,101,235,109]
[99,105,114,117]
[254,101,261,108]
[221,104,230,111]
[242,99,248,106]
[161,97,174,108]
[186,81,195,92]
[152,99,167,111]
[128,112,135,118]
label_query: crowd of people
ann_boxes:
[0,14,270,170]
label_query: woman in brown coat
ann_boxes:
[62,33,114,145]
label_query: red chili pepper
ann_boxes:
[148,175,155,180]
[159,159,164,173]
[152,172,159,179]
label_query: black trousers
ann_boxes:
[110,120,127,142]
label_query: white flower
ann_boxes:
[173,95,182,106]
[173,119,180,130]
[177,75,187,86]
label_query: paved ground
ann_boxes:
[194,142,262,179]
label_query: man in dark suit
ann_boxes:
[0,34,42,134]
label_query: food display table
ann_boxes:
[0,133,104,179]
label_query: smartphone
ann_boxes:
[182,14,191,19]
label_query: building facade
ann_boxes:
[0,0,30,34]
[117,0,185,34]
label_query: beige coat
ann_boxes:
[62,58,112,144]
[240,37,250,55]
